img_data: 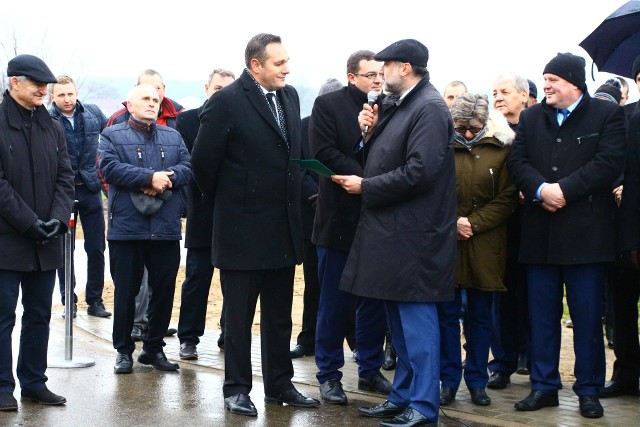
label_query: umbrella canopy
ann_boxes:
[579,0,640,78]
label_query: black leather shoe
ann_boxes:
[137,350,179,371]
[514,391,559,411]
[290,344,313,359]
[20,387,66,405]
[224,393,257,417]
[179,342,198,360]
[469,387,491,406]
[165,328,177,337]
[380,407,437,426]
[319,378,347,404]
[87,302,111,318]
[579,395,604,418]
[487,371,511,389]
[516,353,530,375]
[382,334,397,371]
[599,380,640,398]
[264,387,320,407]
[358,371,392,395]
[217,332,224,351]
[0,392,18,411]
[439,386,457,405]
[131,325,147,342]
[114,352,133,374]
[357,399,404,418]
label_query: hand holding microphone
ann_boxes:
[360,90,379,140]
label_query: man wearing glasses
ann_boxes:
[309,50,391,405]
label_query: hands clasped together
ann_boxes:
[143,170,174,196]
[25,218,65,244]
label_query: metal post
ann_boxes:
[49,200,95,368]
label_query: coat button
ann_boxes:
[475,155,480,159]
[552,166,558,171]
[556,138,562,143]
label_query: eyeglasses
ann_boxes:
[354,72,383,80]
[454,126,483,135]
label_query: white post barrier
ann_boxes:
[49,201,95,368]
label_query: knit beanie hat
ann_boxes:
[632,54,640,80]
[594,79,622,104]
[543,52,586,92]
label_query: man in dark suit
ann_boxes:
[175,68,235,360]
[191,33,320,417]
[508,52,626,419]
[308,51,391,405]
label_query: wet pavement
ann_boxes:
[2,310,638,426]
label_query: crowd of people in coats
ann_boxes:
[1,33,639,427]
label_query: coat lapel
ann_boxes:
[241,72,287,144]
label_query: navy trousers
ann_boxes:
[527,263,606,396]
[110,240,180,355]
[57,184,106,305]
[386,301,439,422]
[315,246,386,383]
[177,247,220,345]
[0,269,55,393]
[438,288,494,389]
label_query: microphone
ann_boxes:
[363,91,379,138]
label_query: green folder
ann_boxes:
[290,159,335,177]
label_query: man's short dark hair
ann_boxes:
[245,33,281,69]
[346,50,376,75]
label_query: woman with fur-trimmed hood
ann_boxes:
[438,93,518,408]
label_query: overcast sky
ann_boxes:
[1,0,635,102]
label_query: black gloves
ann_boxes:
[24,218,66,244]
[43,219,64,239]
[25,220,49,242]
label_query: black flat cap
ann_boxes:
[374,39,429,67]
[527,79,538,99]
[7,54,57,84]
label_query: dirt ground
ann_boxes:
[72,218,615,382]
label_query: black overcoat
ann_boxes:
[339,78,457,302]
[507,94,626,264]
[0,91,74,271]
[191,70,303,270]
[309,84,367,252]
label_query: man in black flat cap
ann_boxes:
[508,52,626,419]
[334,39,457,427]
[0,54,75,411]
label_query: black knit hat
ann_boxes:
[527,79,538,99]
[594,80,622,104]
[633,54,640,80]
[543,52,586,92]
[7,54,57,84]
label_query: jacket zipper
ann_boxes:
[489,168,495,198]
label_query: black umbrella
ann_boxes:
[579,0,640,79]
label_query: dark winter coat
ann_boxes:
[0,90,74,271]
[49,100,107,192]
[508,94,626,264]
[175,103,212,248]
[309,84,367,252]
[191,69,303,270]
[339,77,457,303]
[454,111,518,291]
[98,118,192,241]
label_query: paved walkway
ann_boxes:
[71,314,638,426]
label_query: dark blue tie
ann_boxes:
[558,108,570,125]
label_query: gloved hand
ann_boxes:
[25,219,49,242]
[43,219,64,240]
